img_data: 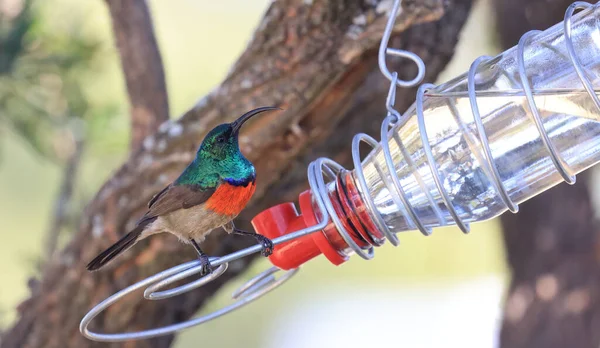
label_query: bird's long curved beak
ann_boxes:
[231,106,281,134]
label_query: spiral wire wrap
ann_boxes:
[80,0,596,341]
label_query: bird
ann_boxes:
[86,106,281,275]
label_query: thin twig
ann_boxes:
[43,139,84,261]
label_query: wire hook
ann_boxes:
[378,0,426,88]
[386,71,402,124]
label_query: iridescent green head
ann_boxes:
[197,106,280,161]
[177,106,280,187]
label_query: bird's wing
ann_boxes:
[147,185,170,208]
[137,184,216,225]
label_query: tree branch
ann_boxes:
[2,1,473,347]
[105,0,170,151]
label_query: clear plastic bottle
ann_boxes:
[356,4,600,233]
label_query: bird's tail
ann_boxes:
[86,221,151,271]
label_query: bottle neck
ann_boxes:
[315,170,387,256]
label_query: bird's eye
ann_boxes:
[216,136,225,143]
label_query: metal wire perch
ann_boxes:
[80,0,425,342]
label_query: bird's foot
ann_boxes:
[231,227,274,257]
[190,238,213,276]
[198,253,213,277]
[254,234,274,257]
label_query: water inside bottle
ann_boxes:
[355,89,600,234]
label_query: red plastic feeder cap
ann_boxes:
[251,190,348,270]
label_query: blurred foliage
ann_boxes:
[0,0,117,164]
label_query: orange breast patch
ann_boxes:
[205,182,256,217]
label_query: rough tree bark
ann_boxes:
[2,1,473,347]
[105,0,170,151]
[494,1,600,347]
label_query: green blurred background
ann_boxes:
[0,0,509,347]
